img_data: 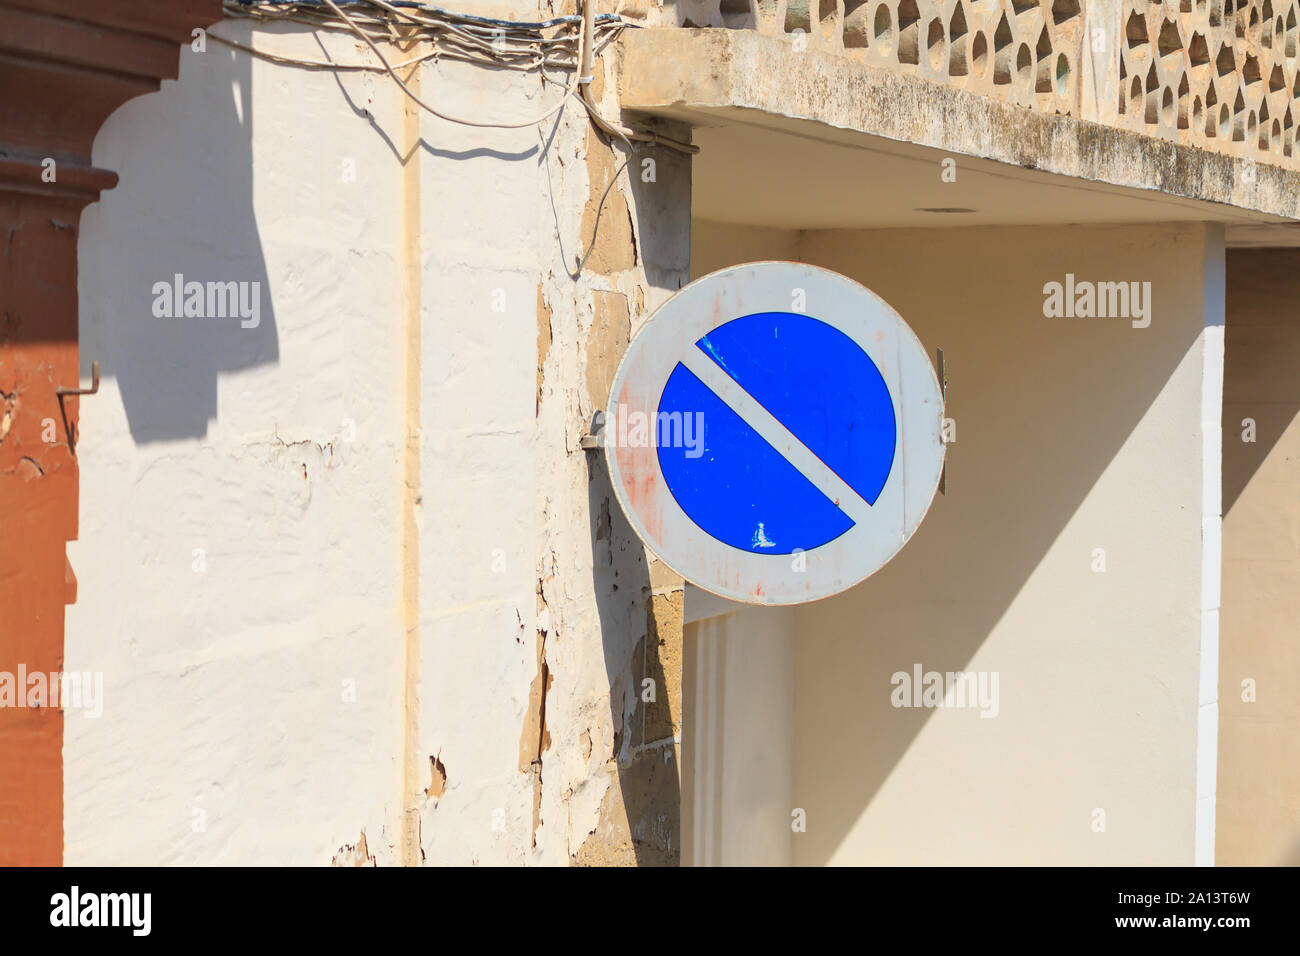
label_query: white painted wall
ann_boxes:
[70,23,409,865]
[67,16,691,865]
[690,220,1222,866]
[409,48,692,865]
[793,223,1221,866]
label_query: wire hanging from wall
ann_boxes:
[214,0,695,151]
[213,0,695,276]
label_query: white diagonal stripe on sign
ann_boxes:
[678,347,873,526]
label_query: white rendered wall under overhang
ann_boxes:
[687,219,1223,866]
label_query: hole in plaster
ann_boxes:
[898,0,921,64]
[843,0,871,48]
[1126,11,1149,51]
[993,13,1013,84]
[927,19,945,69]
[972,30,989,78]
[874,4,893,54]
[1216,44,1235,76]
[1016,43,1032,88]
[784,0,811,34]
[1243,55,1262,86]
[1055,52,1070,97]
[1145,62,1160,123]
[1158,20,1183,59]
[1052,0,1080,24]
[720,0,753,28]
[1035,26,1053,92]
[949,5,969,75]
[1189,32,1210,67]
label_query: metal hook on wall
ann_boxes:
[56,360,99,455]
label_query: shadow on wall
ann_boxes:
[588,454,681,866]
[579,131,691,865]
[1222,249,1300,514]
[1217,247,1300,867]
[80,21,277,443]
[794,226,1213,864]
[691,220,1218,864]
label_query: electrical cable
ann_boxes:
[217,1,624,74]
[213,0,697,274]
[228,0,626,32]
[319,0,580,129]
[215,1,695,151]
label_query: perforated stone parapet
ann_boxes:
[1116,0,1300,159]
[650,0,1300,166]
[654,0,1082,114]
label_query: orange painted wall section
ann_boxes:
[0,183,84,866]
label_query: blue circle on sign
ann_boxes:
[656,311,896,555]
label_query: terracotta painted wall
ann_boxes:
[0,174,84,866]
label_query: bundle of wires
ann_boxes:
[221,0,628,76]
[215,0,696,273]
[215,0,695,150]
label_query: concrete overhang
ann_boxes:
[616,28,1300,247]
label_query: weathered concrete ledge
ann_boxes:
[617,27,1300,224]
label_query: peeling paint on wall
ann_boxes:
[537,284,552,415]
[580,127,638,275]
[331,830,377,867]
[570,748,680,866]
[427,752,447,802]
[643,590,683,745]
[520,584,554,848]
[585,290,630,412]
[62,16,692,868]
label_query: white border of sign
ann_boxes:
[604,261,945,606]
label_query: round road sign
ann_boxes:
[603,261,945,606]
